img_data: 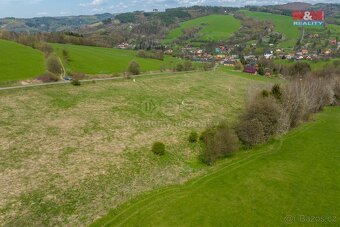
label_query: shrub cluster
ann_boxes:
[188,131,198,143]
[152,142,165,156]
[137,50,164,61]
[46,55,63,79]
[200,122,239,165]
[193,65,339,165]
[174,61,194,72]
[128,61,140,75]
[236,74,339,148]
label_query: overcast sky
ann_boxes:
[0,0,338,18]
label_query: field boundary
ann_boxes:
[0,70,203,91]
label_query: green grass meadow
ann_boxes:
[0,70,277,226]
[164,15,241,44]
[93,107,340,226]
[0,39,45,83]
[53,43,182,75]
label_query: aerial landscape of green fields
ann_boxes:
[0,1,339,227]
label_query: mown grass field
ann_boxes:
[53,43,183,75]
[0,39,45,83]
[93,107,340,226]
[164,15,241,44]
[0,70,276,226]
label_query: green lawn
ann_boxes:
[164,15,241,44]
[0,39,45,83]
[52,43,182,75]
[93,107,340,226]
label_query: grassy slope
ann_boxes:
[0,39,45,83]
[52,43,182,74]
[243,11,340,49]
[275,58,340,71]
[243,11,300,48]
[0,71,277,226]
[93,107,340,226]
[164,15,241,43]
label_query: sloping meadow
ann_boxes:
[0,71,270,226]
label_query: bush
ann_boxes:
[62,49,70,62]
[289,62,311,77]
[128,61,140,75]
[271,84,282,101]
[183,61,193,71]
[188,131,198,143]
[71,80,81,86]
[202,62,214,71]
[46,55,63,76]
[282,76,333,127]
[201,122,239,165]
[236,118,265,147]
[176,63,184,72]
[334,77,340,105]
[152,142,165,156]
[234,64,242,71]
[261,90,269,97]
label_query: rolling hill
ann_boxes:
[243,10,340,48]
[53,43,183,75]
[243,11,300,48]
[93,107,340,226]
[0,39,45,83]
[164,14,241,44]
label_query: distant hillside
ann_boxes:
[0,39,45,82]
[164,14,241,45]
[243,11,300,48]
[246,3,340,25]
[0,13,113,33]
[277,2,311,10]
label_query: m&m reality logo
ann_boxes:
[292,11,325,26]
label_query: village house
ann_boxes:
[117,42,130,49]
[243,65,257,74]
[223,60,237,67]
[301,49,309,55]
[264,51,273,59]
[324,49,332,55]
